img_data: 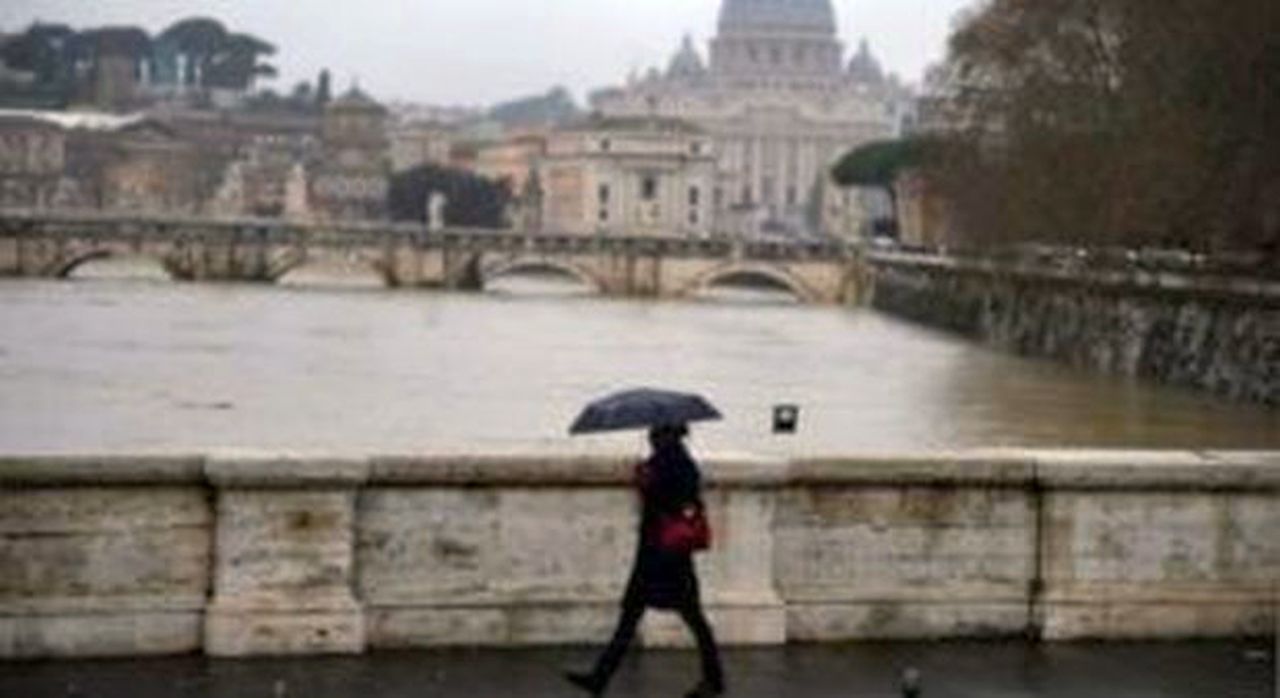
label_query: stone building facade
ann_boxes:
[474,131,547,199]
[388,121,455,173]
[893,169,955,251]
[0,89,396,223]
[818,179,891,242]
[591,0,906,238]
[475,131,549,231]
[81,123,201,213]
[540,115,716,237]
[186,111,320,219]
[309,88,391,221]
[0,114,66,208]
[0,110,200,212]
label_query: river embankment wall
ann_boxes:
[866,253,1280,405]
[0,451,1276,659]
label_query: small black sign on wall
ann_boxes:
[773,404,800,434]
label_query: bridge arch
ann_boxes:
[54,248,175,280]
[479,255,605,293]
[679,262,820,303]
[269,248,393,287]
[54,249,113,278]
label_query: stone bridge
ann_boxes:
[0,210,866,304]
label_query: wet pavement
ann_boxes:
[0,642,1274,698]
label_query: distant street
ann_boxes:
[1,642,1273,698]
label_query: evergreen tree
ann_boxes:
[388,164,512,229]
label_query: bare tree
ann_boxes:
[928,0,1280,260]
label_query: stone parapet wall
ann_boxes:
[867,253,1280,405]
[0,451,1276,659]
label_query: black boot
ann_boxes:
[564,670,604,697]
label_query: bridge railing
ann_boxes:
[0,208,858,262]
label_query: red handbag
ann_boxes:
[655,504,712,555]
[634,461,712,555]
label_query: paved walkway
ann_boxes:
[1,642,1274,698]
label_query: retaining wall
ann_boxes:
[867,253,1280,405]
[0,451,1276,659]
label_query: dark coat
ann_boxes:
[622,441,704,610]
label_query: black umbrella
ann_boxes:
[569,388,722,435]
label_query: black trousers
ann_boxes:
[589,597,725,691]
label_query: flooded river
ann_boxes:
[0,259,1276,456]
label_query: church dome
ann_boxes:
[718,0,837,35]
[667,35,707,80]
[847,39,886,85]
[330,86,386,114]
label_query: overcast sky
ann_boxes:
[2,0,975,107]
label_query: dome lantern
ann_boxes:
[717,0,838,36]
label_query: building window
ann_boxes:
[691,141,703,156]
[713,187,724,209]
[599,208,609,223]
[601,138,611,152]
[786,186,798,206]
[598,183,610,204]
[689,210,700,226]
[741,185,753,205]
[641,176,657,201]
[688,186,700,207]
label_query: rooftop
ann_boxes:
[560,113,706,136]
[0,108,147,131]
[329,86,386,113]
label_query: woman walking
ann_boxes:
[566,424,725,698]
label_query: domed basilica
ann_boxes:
[591,0,906,237]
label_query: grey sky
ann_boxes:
[2,0,975,107]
